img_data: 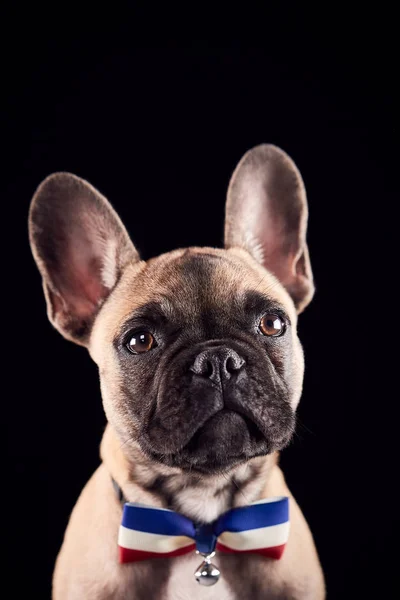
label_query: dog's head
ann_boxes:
[29,145,314,475]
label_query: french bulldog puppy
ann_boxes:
[29,145,325,599]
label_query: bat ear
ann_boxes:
[29,172,140,345]
[225,144,314,313]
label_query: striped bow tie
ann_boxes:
[118,496,289,563]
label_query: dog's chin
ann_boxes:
[142,409,291,475]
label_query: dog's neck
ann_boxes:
[101,425,279,522]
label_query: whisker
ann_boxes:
[222,471,250,505]
[296,416,316,437]
[118,434,136,451]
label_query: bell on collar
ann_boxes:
[194,551,221,586]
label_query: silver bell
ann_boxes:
[194,552,220,586]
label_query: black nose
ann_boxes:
[191,347,245,384]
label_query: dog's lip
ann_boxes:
[185,407,265,442]
[140,405,294,474]
[234,411,266,442]
[178,408,267,461]
[160,442,272,474]
[141,406,293,463]
[143,408,266,456]
[143,445,261,472]
[207,407,266,443]
[173,454,252,474]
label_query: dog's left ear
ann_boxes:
[225,144,314,313]
[29,173,139,345]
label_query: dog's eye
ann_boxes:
[126,332,156,354]
[259,314,285,337]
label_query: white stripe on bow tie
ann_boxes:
[118,527,194,553]
[218,521,290,551]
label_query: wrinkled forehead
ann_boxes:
[99,247,296,331]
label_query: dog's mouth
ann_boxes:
[187,408,266,448]
[143,408,272,474]
[181,409,268,472]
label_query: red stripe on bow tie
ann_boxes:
[216,542,286,559]
[119,543,196,564]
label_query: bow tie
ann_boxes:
[118,496,289,563]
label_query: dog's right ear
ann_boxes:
[29,173,140,346]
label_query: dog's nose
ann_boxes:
[191,347,245,384]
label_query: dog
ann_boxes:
[29,144,325,599]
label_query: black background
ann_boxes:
[5,6,397,599]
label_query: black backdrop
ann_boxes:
[5,7,397,599]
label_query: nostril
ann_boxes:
[191,354,215,378]
[225,353,245,374]
[226,356,237,374]
[203,359,214,378]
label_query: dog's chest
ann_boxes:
[139,553,282,600]
[165,554,233,600]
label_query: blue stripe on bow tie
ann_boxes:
[122,504,196,538]
[214,497,289,536]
